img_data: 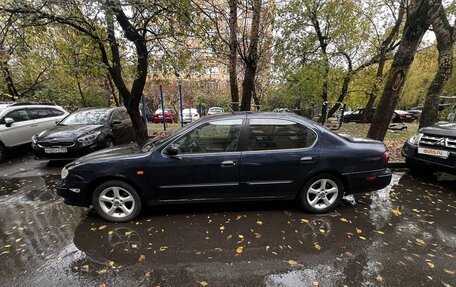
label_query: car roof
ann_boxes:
[199,111,319,127]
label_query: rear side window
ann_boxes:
[49,108,64,116]
[28,108,51,119]
[4,109,31,122]
[247,119,317,151]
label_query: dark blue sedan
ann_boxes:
[58,112,392,222]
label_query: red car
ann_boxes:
[152,109,175,123]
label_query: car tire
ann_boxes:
[299,174,344,213]
[0,144,5,163]
[92,180,142,222]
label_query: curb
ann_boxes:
[387,161,407,169]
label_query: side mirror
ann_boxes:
[5,118,14,127]
[164,144,179,156]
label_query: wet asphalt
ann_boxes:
[0,155,455,287]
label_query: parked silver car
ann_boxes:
[0,102,68,162]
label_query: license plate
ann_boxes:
[418,147,449,158]
[44,148,68,154]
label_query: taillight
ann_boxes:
[383,152,389,163]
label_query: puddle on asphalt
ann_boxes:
[0,171,454,286]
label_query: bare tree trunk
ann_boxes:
[240,0,261,111]
[106,74,120,107]
[367,0,440,141]
[228,0,239,111]
[75,77,87,107]
[361,4,404,123]
[419,11,455,128]
[0,61,20,100]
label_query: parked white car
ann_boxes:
[0,103,68,162]
[181,108,200,123]
[207,107,225,115]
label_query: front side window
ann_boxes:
[247,119,317,151]
[4,109,31,122]
[173,119,242,154]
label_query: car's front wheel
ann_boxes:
[92,180,142,222]
[299,174,344,213]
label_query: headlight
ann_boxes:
[61,167,69,179]
[407,132,423,145]
[78,131,102,146]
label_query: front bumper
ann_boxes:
[33,140,107,160]
[402,142,456,173]
[342,169,392,194]
[57,180,91,207]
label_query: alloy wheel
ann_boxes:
[98,187,135,219]
[306,179,339,210]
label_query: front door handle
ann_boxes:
[300,156,314,162]
[221,160,236,167]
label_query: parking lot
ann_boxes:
[0,154,454,286]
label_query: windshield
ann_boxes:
[60,109,110,125]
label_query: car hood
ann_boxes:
[37,124,104,140]
[420,123,456,137]
[73,143,143,164]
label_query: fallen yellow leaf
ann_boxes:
[415,238,425,245]
[314,243,321,251]
[256,220,263,225]
[391,209,402,216]
[312,281,319,286]
[108,231,113,235]
[236,246,244,254]
[139,254,145,261]
[287,259,299,266]
[109,261,115,267]
[340,218,348,222]
[427,262,435,269]
[98,225,107,230]
[219,226,225,231]
[443,269,455,275]
[359,236,366,240]
[301,219,309,223]
[356,228,362,234]
[200,281,208,286]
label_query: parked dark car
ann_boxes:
[402,123,456,174]
[344,108,413,123]
[32,107,134,160]
[57,112,392,222]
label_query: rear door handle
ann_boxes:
[300,156,314,162]
[221,160,236,167]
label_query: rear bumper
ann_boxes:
[342,169,392,194]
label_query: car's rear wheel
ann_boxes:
[92,180,142,222]
[299,174,344,213]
